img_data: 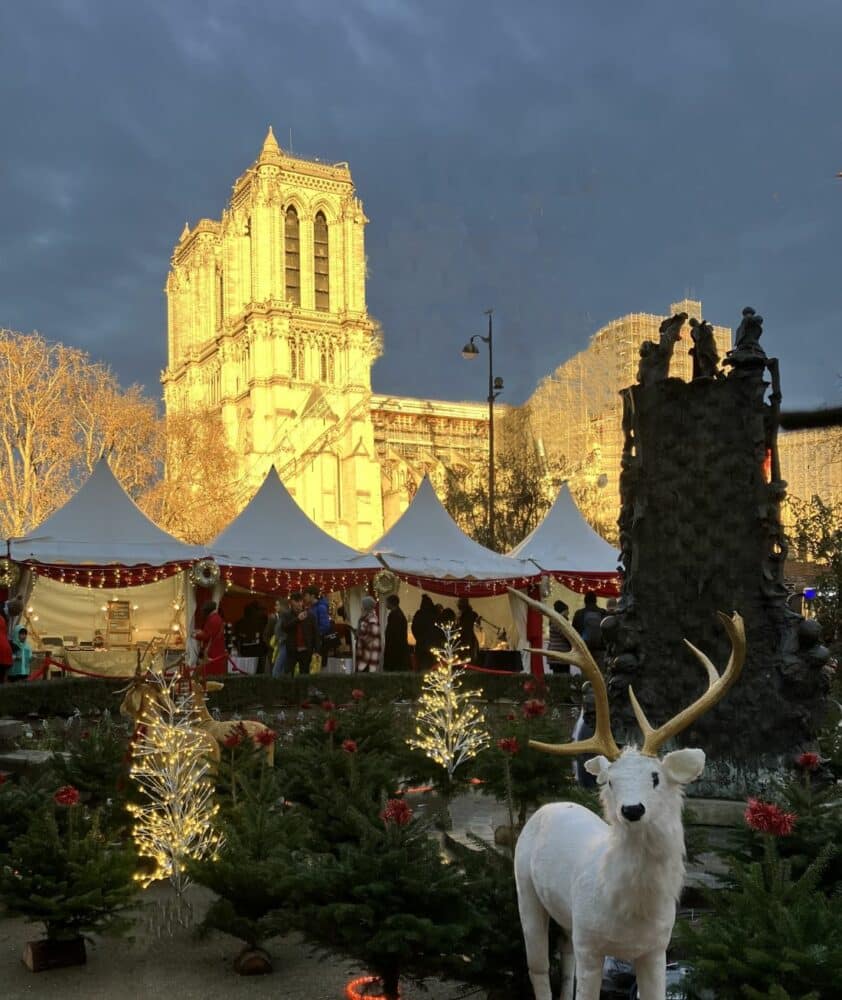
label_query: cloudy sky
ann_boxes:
[1,0,840,409]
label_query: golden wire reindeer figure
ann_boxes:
[511,591,745,1000]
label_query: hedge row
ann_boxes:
[0,672,573,718]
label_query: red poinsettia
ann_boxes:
[342,739,358,754]
[745,798,797,837]
[300,700,312,710]
[254,728,277,747]
[796,751,821,771]
[523,679,536,694]
[224,729,244,749]
[324,717,338,734]
[54,785,80,807]
[523,699,547,719]
[498,737,520,755]
[506,712,516,721]
[380,798,413,826]
[321,699,336,712]
[0,772,7,785]
[351,688,365,701]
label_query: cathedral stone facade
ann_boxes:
[163,130,840,549]
[162,129,487,546]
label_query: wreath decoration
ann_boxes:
[0,559,20,590]
[190,558,221,588]
[372,569,398,596]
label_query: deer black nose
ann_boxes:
[621,803,646,822]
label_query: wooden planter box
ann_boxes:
[22,936,86,972]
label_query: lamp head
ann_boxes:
[493,375,504,391]
[461,341,480,360]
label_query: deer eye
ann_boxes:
[652,772,660,788]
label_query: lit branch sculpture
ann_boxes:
[407,625,490,781]
[126,673,222,897]
[511,591,745,1000]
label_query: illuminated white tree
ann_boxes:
[407,626,490,781]
[126,674,221,899]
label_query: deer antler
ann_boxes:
[512,590,621,762]
[630,611,746,757]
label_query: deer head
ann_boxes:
[516,592,746,828]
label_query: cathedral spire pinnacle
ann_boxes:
[258,125,283,165]
[179,221,190,241]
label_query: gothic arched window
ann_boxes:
[285,206,300,305]
[314,211,329,311]
[216,269,224,329]
[289,338,305,380]
[319,345,335,384]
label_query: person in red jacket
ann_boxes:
[0,611,12,683]
[193,600,227,676]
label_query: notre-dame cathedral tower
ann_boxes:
[162,128,387,547]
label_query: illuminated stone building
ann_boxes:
[162,129,487,545]
[162,130,839,549]
[526,302,732,540]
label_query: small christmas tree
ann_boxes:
[295,794,474,1000]
[126,674,221,898]
[187,760,305,973]
[0,786,137,949]
[406,625,489,798]
[678,799,842,998]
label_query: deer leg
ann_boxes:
[634,948,666,1000]
[516,876,552,1000]
[559,935,575,1000]
[571,949,603,1000]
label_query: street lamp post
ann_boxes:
[462,309,504,550]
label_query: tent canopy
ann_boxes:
[9,458,203,568]
[208,467,380,575]
[368,477,538,593]
[509,484,620,594]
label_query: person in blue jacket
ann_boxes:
[304,585,337,658]
[9,626,32,683]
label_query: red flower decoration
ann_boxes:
[498,737,520,755]
[745,798,797,837]
[324,717,338,734]
[54,785,80,807]
[254,728,277,747]
[523,679,536,694]
[224,730,244,749]
[0,773,7,785]
[321,700,336,712]
[300,700,312,710]
[506,713,516,721]
[80,731,90,740]
[342,739,358,754]
[351,689,365,701]
[796,751,821,771]
[380,798,413,826]
[523,699,547,719]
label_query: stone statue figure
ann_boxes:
[636,311,687,386]
[688,318,720,379]
[734,306,765,354]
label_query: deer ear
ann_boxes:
[584,755,611,785]
[661,748,705,785]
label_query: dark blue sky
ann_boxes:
[1,0,839,409]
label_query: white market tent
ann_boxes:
[207,467,380,588]
[8,458,204,656]
[368,477,541,669]
[9,458,203,568]
[368,476,539,592]
[509,484,620,594]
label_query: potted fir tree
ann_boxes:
[187,739,303,974]
[0,784,138,971]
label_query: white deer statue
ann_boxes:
[513,593,745,1000]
